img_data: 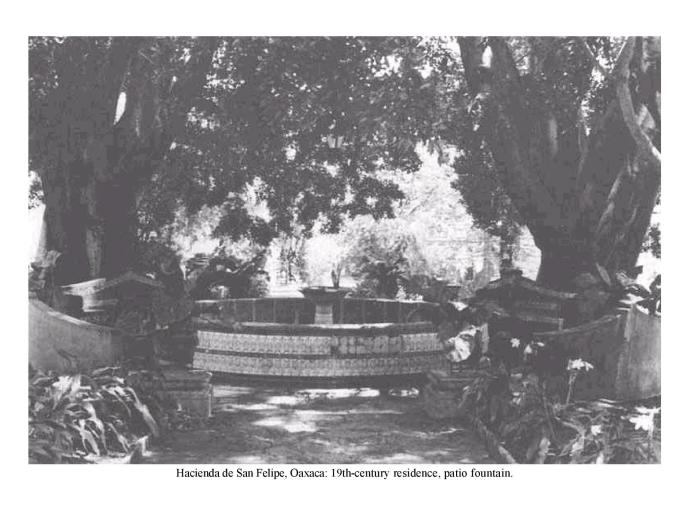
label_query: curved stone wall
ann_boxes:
[29,297,124,373]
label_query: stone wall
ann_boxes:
[534,306,661,401]
[615,305,661,400]
[535,315,626,400]
[29,297,124,373]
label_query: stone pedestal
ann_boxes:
[314,302,335,325]
[151,369,213,418]
[299,287,351,325]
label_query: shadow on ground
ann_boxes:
[145,384,492,464]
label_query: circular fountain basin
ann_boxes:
[192,297,447,380]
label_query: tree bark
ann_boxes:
[536,241,590,289]
[32,37,217,283]
[39,168,91,283]
[38,161,141,281]
[457,37,660,291]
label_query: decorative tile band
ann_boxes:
[192,329,446,377]
[196,330,443,356]
[195,348,444,360]
[193,351,447,377]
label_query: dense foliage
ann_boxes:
[29,37,458,280]
[29,37,660,293]
[434,324,661,464]
[28,366,209,463]
[301,150,523,297]
[343,219,424,298]
[456,37,660,288]
[185,248,269,299]
[459,367,660,464]
[29,367,160,463]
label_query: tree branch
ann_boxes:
[457,36,565,240]
[100,38,140,130]
[576,37,660,228]
[165,37,218,143]
[456,36,484,93]
[577,38,610,78]
[613,37,661,173]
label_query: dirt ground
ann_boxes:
[144,383,492,463]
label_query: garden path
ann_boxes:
[144,383,492,463]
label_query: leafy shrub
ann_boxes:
[456,365,660,463]
[343,220,427,299]
[549,400,660,464]
[500,374,660,464]
[440,272,662,464]
[187,249,269,299]
[28,367,162,463]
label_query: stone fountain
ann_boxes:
[299,286,352,324]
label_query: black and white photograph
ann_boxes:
[25,31,663,468]
[8,0,688,504]
[10,5,684,505]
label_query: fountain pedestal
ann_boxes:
[299,286,351,324]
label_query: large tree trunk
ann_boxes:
[31,37,217,283]
[99,181,139,277]
[458,37,661,291]
[536,241,590,289]
[39,162,140,281]
[39,166,91,283]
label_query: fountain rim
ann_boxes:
[192,318,437,335]
[298,285,354,298]
[193,296,441,331]
[195,296,440,306]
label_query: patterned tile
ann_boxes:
[194,327,446,377]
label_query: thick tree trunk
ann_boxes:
[458,37,660,292]
[536,242,591,290]
[39,167,91,284]
[39,165,139,282]
[590,153,660,274]
[91,178,139,278]
[31,37,218,283]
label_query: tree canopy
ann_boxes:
[30,37,460,279]
[456,37,660,287]
[29,36,660,291]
